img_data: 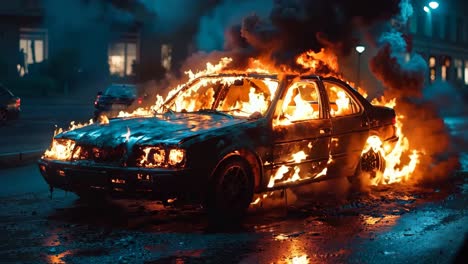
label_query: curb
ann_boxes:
[0,149,44,168]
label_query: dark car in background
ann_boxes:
[0,84,20,124]
[94,84,146,119]
[39,74,397,220]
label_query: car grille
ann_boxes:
[73,144,127,165]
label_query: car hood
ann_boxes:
[58,113,248,147]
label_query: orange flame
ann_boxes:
[46,48,422,190]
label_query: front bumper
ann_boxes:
[38,159,205,200]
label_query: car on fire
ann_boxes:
[38,74,397,219]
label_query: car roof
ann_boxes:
[202,73,322,80]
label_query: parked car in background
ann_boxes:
[0,84,20,124]
[39,73,398,221]
[94,84,147,119]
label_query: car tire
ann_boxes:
[205,158,254,222]
[348,148,386,187]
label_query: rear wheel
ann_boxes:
[205,158,254,222]
[348,148,386,186]
[360,148,386,178]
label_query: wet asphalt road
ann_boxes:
[0,101,467,263]
[0,163,467,263]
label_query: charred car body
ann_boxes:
[38,74,397,218]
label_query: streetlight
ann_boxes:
[355,45,365,87]
[424,1,439,12]
[428,1,439,9]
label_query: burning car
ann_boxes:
[38,73,398,219]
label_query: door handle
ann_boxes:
[320,128,331,134]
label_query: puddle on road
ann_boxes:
[362,214,399,227]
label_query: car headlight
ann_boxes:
[137,146,185,168]
[43,138,76,161]
[138,146,166,168]
[168,148,185,166]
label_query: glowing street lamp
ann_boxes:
[429,1,439,9]
[355,46,365,54]
[424,1,439,12]
[355,45,366,87]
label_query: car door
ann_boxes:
[322,79,369,178]
[268,78,332,189]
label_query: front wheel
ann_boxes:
[205,158,254,222]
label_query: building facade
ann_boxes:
[409,0,468,93]
[0,0,174,93]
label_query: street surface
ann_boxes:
[0,97,466,263]
[0,166,466,263]
[0,97,93,153]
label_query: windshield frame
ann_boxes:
[161,74,281,118]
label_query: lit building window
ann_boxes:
[465,61,468,85]
[454,59,463,80]
[442,57,451,81]
[441,65,447,81]
[161,44,172,71]
[429,56,436,82]
[429,56,436,68]
[108,41,137,77]
[18,28,47,76]
[430,68,436,82]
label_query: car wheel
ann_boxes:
[0,109,7,124]
[206,158,254,222]
[349,148,386,186]
[360,148,386,177]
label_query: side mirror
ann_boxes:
[97,91,103,96]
